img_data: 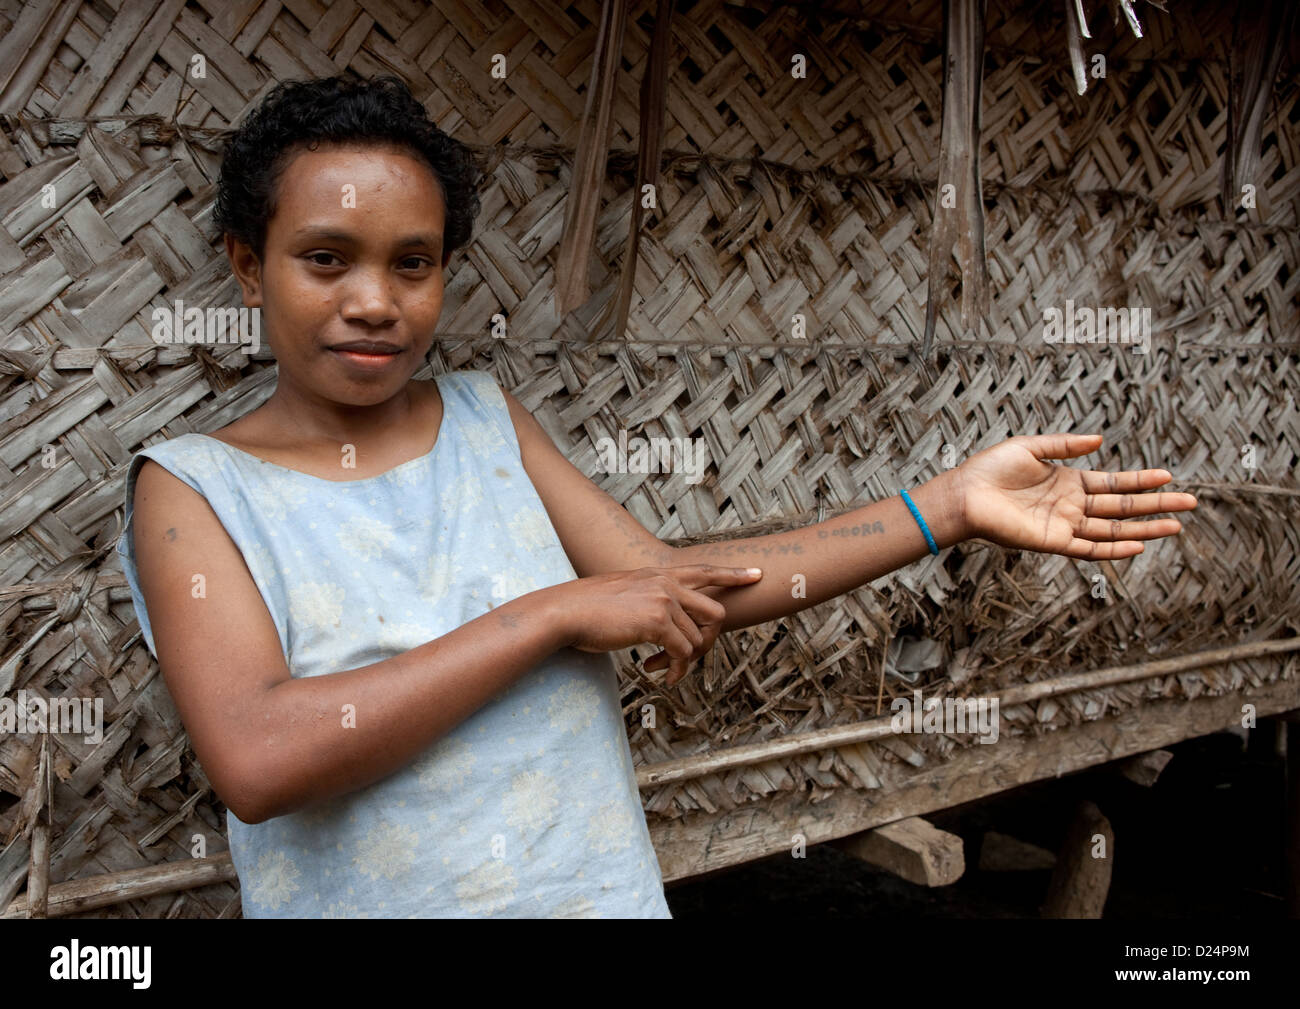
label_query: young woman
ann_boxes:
[116,75,1196,918]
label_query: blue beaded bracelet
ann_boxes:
[900,488,940,556]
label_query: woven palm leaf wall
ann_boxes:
[0,0,1297,916]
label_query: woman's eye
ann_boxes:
[304,253,433,270]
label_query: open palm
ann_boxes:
[957,434,1198,560]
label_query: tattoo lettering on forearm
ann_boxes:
[817,521,885,539]
[696,541,805,558]
[498,610,520,629]
[596,489,671,563]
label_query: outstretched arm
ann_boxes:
[655,434,1198,684]
[670,466,967,633]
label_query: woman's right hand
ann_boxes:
[550,564,763,686]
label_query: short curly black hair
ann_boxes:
[212,74,481,263]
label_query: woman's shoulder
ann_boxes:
[127,430,219,474]
[123,432,229,511]
[441,368,502,399]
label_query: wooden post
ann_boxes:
[1040,799,1113,918]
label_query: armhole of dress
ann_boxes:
[458,370,524,461]
[116,441,209,656]
[120,445,203,553]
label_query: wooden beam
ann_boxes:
[638,636,1300,789]
[831,815,964,886]
[647,673,1300,883]
[2,852,235,919]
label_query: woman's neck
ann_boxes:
[206,377,444,480]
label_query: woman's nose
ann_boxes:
[340,270,400,323]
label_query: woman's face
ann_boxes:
[227,142,453,407]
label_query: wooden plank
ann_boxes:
[638,637,1300,790]
[831,815,964,886]
[651,673,1300,883]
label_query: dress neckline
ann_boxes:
[194,373,450,485]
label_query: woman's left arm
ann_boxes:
[659,433,1197,679]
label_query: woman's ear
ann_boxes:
[225,234,264,307]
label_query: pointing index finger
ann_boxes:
[662,564,764,589]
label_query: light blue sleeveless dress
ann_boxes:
[114,369,672,918]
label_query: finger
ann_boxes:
[672,584,728,627]
[663,600,706,687]
[1074,516,1184,542]
[657,564,764,590]
[661,601,702,663]
[666,655,690,687]
[643,618,693,674]
[1082,491,1198,518]
[1078,468,1177,494]
[664,597,703,653]
[1058,538,1147,560]
[1018,433,1104,460]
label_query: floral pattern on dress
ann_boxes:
[246,849,301,909]
[490,566,542,604]
[459,416,507,457]
[338,515,396,561]
[184,437,231,482]
[353,820,420,882]
[375,620,435,655]
[548,677,601,734]
[288,580,345,630]
[508,507,555,553]
[386,457,428,488]
[246,473,309,520]
[321,902,371,919]
[585,800,636,855]
[419,551,463,605]
[413,735,476,793]
[547,894,602,918]
[240,539,275,583]
[455,856,518,916]
[440,468,484,514]
[502,769,561,835]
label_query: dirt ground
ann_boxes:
[663,727,1289,918]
